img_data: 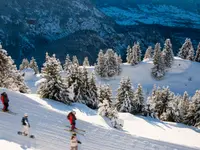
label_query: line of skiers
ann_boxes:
[1,92,81,150]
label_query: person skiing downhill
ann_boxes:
[1,92,9,112]
[21,113,30,136]
[67,111,77,131]
[70,133,81,150]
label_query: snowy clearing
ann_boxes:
[0,89,200,150]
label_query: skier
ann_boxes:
[1,92,9,112]
[21,113,30,136]
[70,133,81,150]
[67,111,77,131]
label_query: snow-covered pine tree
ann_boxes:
[115,53,122,75]
[135,42,141,62]
[149,87,174,120]
[177,91,190,123]
[178,38,194,60]
[45,52,50,61]
[185,90,200,127]
[87,73,99,109]
[126,45,132,63]
[132,84,144,114]
[72,55,79,66]
[63,54,72,74]
[162,39,174,68]
[98,84,112,104]
[37,54,70,104]
[29,57,39,74]
[95,50,107,77]
[83,57,90,66]
[144,46,153,60]
[0,45,29,93]
[151,43,165,79]
[195,43,200,62]
[104,49,119,77]
[168,94,182,122]
[130,45,138,66]
[19,58,29,71]
[77,67,89,104]
[115,77,134,113]
[98,98,112,118]
[66,63,82,102]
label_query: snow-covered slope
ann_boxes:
[0,88,200,150]
[85,57,200,96]
[100,5,200,28]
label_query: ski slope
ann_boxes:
[0,89,200,150]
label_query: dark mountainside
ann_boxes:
[0,0,200,66]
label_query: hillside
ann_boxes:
[0,89,200,150]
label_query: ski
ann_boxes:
[17,131,35,139]
[65,125,86,132]
[64,129,85,136]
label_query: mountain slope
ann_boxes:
[0,89,200,150]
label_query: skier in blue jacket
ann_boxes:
[21,113,30,136]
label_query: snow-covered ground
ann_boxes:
[1,57,200,150]
[0,89,200,150]
[100,5,200,28]
[90,57,200,97]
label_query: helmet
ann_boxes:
[24,113,28,117]
[72,111,76,115]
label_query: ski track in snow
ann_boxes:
[0,89,199,150]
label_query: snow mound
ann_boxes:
[0,140,33,150]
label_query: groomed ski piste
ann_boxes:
[1,57,200,150]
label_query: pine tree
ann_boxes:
[185,90,200,127]
[162,39,174,68]
[37,54,70,104]
[98,99,112,118]
[178,91,190,123]
[115,53,122,75]
[115,77,134,113]
[29,57,39,74]
[130,46,138,66]
[151,43,165,79]
[144,46,153,59]
[135,42,141,62]
[104,49,118,77]
[45,52,50,61]
[19,58,29,71]
[195,43,200,62]
[87,73,99,109]
[0,45,29,93]
[98,84,112,104]
[63,54,72,74]
[83,57,90,66]
[132,84,144,114]
[95,50,106,77]
[149,87,174,120]
[178,38,194,60]
[126,45,132,63]
[72,55,79,66]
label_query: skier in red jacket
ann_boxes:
[67,111,77,131]
[1,92,9,112]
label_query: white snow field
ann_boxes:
[0,88,200,150]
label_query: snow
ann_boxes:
[0,140,33,150]
[87,57,200,96]
[100,5,200,28]
[0,87,200,150]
